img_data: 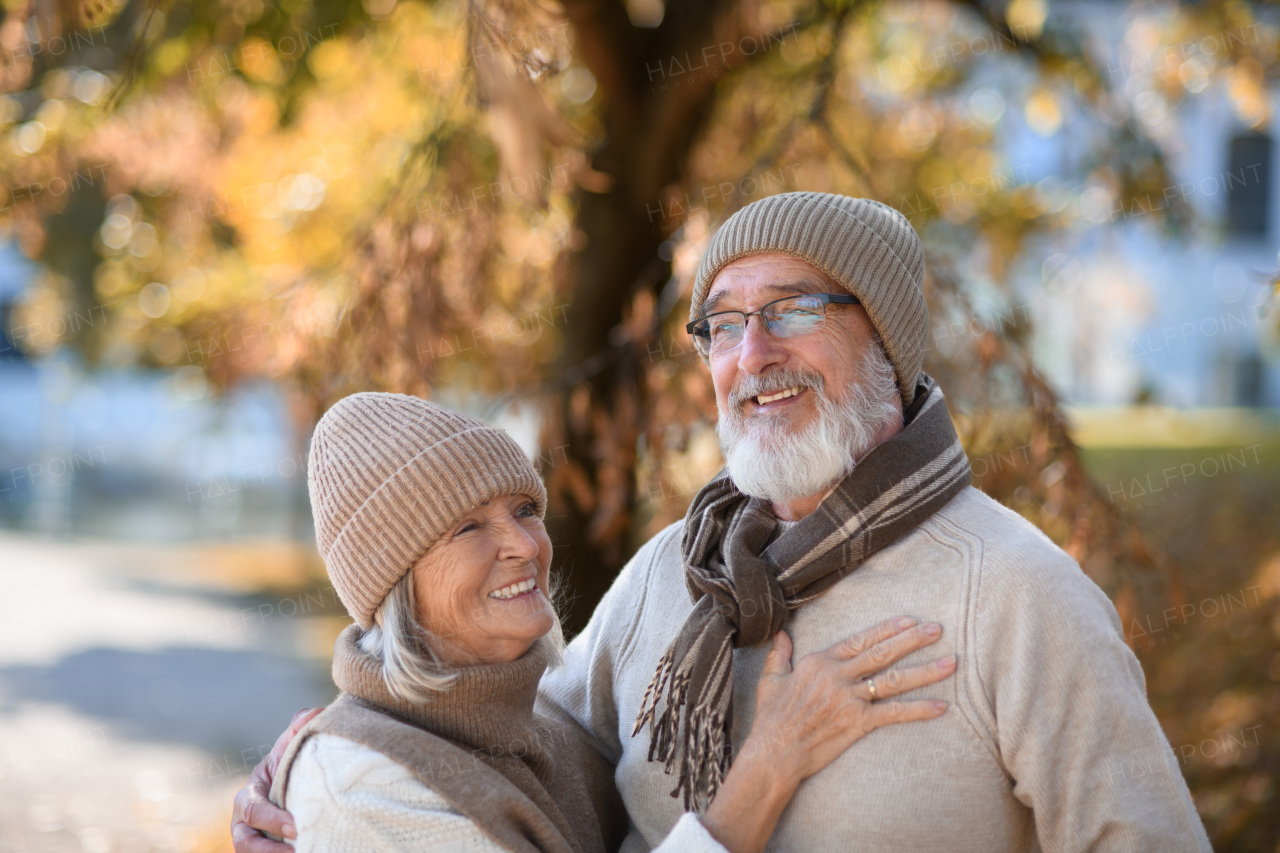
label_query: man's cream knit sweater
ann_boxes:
[536,487,1212,852]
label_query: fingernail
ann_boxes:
[933,700,948,712]
[936,654,956,669]
[896,616,916,629]
[924,622,942,636]
[283,823,297,839]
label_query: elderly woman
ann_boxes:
[249,392,954,853]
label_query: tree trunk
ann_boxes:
[544,185,664,633]
[544,0,737,633]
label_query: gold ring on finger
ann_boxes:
[866,675,878,701]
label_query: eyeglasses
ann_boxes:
[685,293,861,358]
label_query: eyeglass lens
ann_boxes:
[698,295,827,355]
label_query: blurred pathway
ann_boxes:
[0,534,339,853]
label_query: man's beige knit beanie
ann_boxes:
[307,392,547,629]
[691,192,927,407]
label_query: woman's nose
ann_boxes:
[496,517,541,561]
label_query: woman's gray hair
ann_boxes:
[358,565,567,703]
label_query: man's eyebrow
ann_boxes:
[700,279,826,315]
[701,290,731,315]
[769,280,825,297]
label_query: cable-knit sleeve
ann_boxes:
[285,734,510,853]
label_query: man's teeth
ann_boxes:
[489,578,538,600]
[756,386,802,405]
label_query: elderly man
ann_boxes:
[234,192,1211,851]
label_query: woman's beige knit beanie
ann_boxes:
[691,192,928,407]
[307,392,547,629]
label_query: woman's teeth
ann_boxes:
[756,386,802,405]
[489,578,537,600]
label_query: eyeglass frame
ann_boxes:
[685,292,862,358]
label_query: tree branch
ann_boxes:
[559,0,643,120]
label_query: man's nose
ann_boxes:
[735,316,786,375]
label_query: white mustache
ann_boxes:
[728,369,825,410]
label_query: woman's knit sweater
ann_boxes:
[272,626,728,853]
[283,736,719,852]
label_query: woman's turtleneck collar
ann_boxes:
[330,623,550,759]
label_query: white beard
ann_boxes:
[717,345,902,504]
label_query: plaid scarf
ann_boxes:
[631,374,971,809]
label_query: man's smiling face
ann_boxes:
[704,253,887,431]
[700,252,905,510]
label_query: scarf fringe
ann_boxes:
[672,708,728,811]
[631,647,674,739]
[633,643,734,811]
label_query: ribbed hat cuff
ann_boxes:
[695,200,919,307]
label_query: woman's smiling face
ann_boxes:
[410,493,555,666]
